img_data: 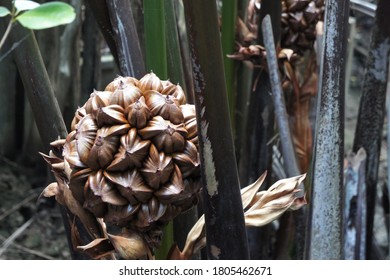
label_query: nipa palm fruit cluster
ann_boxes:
[230,0,325,65]
[281,0,325,54]
[42,73,201,255]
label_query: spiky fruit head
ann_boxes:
[281,0,325,54]
[47,73,200,251]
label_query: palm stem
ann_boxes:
[144,0,167,78]
[183,0,249,259]
[0,18,12,51]
[143,0,171,259]
[221,0,237,128]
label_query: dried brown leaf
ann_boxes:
[167,244,186,260]
[181,215,206,259]
[244,174,307,227]
[241,171,267,209]
[52,179,102,239]
[179,173,306,259]
[77,238,115,259]
[41,182,59,198]
[108,231,153,260]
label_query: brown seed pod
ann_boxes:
[109,83,142,109]
[138,116,187,154]
[84,90,111,115]
[105,76,139,92]
[281,0,322,54]
[69,167,92,203]
[135,197,167,229]
[173,141,200,178]
[104,169,153,204]
[138,72,163,93]
[144,90,184,124]
[87,170,128,206]
[125,96,151,129]
[105,204,140,227]
[155,165,184,204]
[75,114,98,165]
[140,144,174,190]
[86,126,123,170]
[161,82,187,105]
[96,104,128,127]
[106,128,151,171]
[71,107,87,131]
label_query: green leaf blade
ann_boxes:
[14,0,40,14]
[15,2,75,30]
[143,0,167,79]
[0,6,10,17]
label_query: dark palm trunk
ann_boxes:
[238,0,281,260]
[6,21,94,259]
[352,0,390,259]
[306,0,350,260]
[183,0,249,259]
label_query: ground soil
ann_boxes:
[0,164,70,260]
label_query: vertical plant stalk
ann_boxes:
[57,0,82,123]
[143,0,171,259]
[163,0,198,252]
[262,14,306,260]
[164,0,186,86]
[237,0,281,260]
[10,30,67,150]
[221,0,237,126]
[387,76,390,257]
[144,0,167,79]
[84,0,120,68]
[0,17,16,158]
[258,0,281,45]
[174,0,195,104]
[262,15,300,179]
[81,6,102,103]
[183,0,249,260]
[106,0,146,78]
[0,17,12,51]
[7,23,93,259]
[343,148,367,260]
[352,0,390,259]
[306,0,349,260]
[238,0,281,190]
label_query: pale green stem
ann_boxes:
[0,19,13,51]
